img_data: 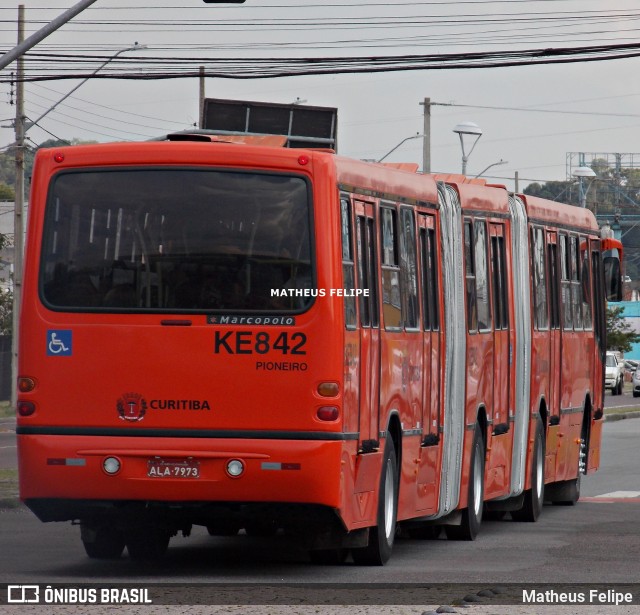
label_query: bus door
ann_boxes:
[489,224,509,432]
[588,242,605,471]
[354,201,381,451]
[416,213,441,512]
[486,223,510,494]
[547,231,561,425]
[545,230,563,481]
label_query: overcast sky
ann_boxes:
[2,0,640,191]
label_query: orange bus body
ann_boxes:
[17,140,620,564]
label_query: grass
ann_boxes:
[0,468,19,507]
[0,401,14,419]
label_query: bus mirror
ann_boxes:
[604,256,622,301]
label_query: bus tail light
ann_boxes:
[317,406,339,421]
[17,401,36,417]
[18,377,36,393]
[317,382,339,397]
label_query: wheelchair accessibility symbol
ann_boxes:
[47,330,72,356]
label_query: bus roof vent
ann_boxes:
[164,132,288,147]
[201,98,338,151]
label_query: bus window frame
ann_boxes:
[39,166,318,316]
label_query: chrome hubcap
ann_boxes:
[383,459,395,539]
[473,444,483,516]
[535,438,544,498]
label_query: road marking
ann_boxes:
[580,491,640,503]
[0,445,17,449]
[596,491,640,498]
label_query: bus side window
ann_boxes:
[532,226,548,330]
[400,208,419,331]
[341,198,357,329]
[381,206,402,329]
[356,214,379,328]
[547,240,560,330]
[464,219,478,332]
[560,234,573,330]
[367,218,380,328]
[571,235,584,330]
[421,225,439,331]
[580,237,593,330]
[491,233,508,330]
[356,216,370,327]
[474,219,492,332]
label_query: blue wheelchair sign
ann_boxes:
[47,330,72,356]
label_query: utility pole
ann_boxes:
[12,5,25,409]
[199,66,206,128]
[0,0,99,70]
[420,97,431,173]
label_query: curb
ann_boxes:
[604,410,640,422]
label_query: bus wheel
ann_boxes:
[126,529,171,561]
[550,474,581,506]
[352,437,398,566]
[445,424,485,541]
[512,418,545,522]
[81,525,126,559]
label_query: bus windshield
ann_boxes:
[40,168,313,312]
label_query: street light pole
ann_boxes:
[453,121,482,175]
[24,43,146,134]
[572,166,596,208]
[377,133,424,163]
[0,0,99,71]
[474,159,508,179]
[11,5,25,410]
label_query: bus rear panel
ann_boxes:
[18,144,363,551]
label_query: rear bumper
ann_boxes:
[18,433,347,520]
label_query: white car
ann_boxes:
[605,352,625,395]
[632,368,640,398]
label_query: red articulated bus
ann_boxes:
[17,136,622,564]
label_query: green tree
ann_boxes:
[523,180,578,206]
[606,305,640,353]
[0,232,11,335]
[0,288,12,335]
[0,182,15,200]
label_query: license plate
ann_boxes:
[147,458,200,479]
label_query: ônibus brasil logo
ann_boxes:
[117,393,147,422]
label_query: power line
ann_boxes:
[7,41,640,83]
[432,101,640,119]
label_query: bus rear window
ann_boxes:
[40,169,313,312]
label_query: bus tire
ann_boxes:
[126,529,171,561]
[352,437,398,566]
[512,419,545,522]
[81,525,126,559]
[549,474,581,506]
[445,424,485,541]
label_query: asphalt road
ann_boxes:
[0,418,638,585]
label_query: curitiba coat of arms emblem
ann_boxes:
[117,393,148,422]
